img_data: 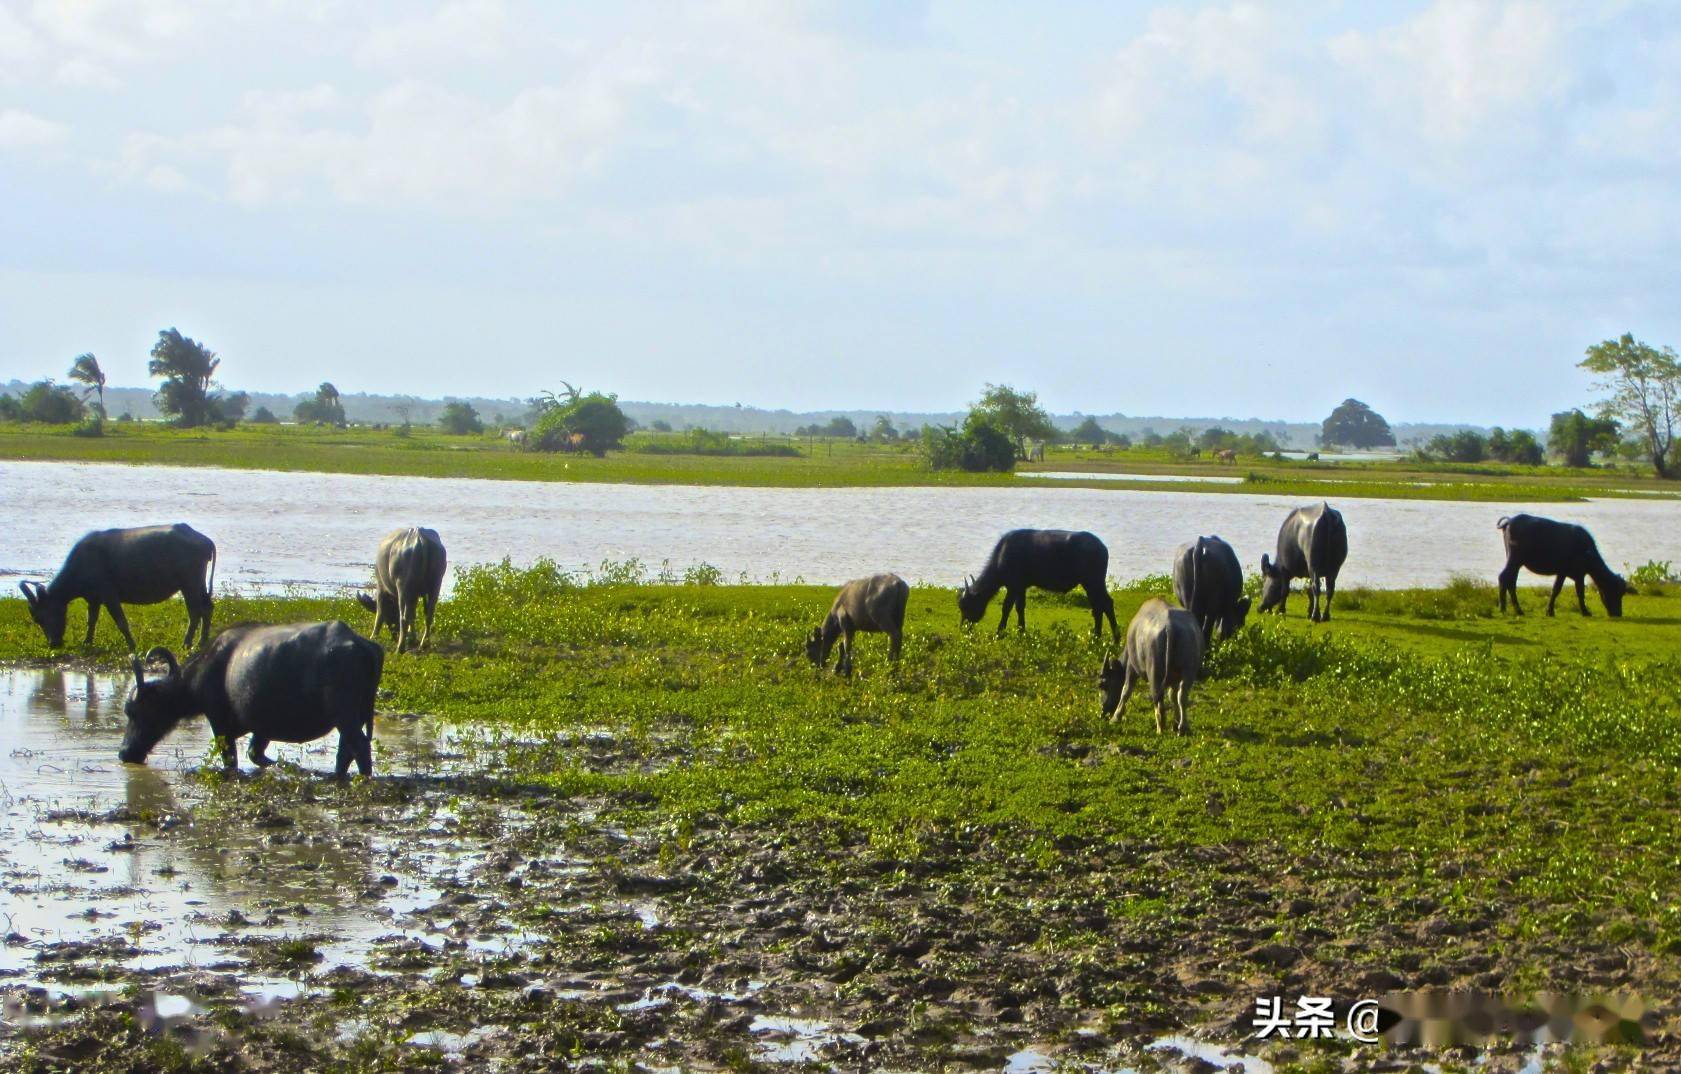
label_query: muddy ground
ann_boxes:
[1,669,1674,1073]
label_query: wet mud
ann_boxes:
[1,668,1672,1073]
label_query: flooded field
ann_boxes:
[3,460,1678,596]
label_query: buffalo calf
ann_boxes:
[1099,598,1202,735]
[806,573,909,677]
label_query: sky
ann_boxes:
[2,1,1679,425]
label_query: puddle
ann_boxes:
[749,1013,868,1063]
[1147,1035,1274,1073]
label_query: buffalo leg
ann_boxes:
[1499,562,1522,615]
[1015,590,1027,632]
[1322,574,1336,622]
[888,628,902,662]
[1151,684,1167,734]
[420,591,438,650]
[995,591,1015,636]
[840,625,855,677]
[84,602,100,645]
[335,725,370,779]
[105,602,136,652]
[1173,681,1191,735]
[1307,574,1321,622]
[1546,575,1566,616]
[248,737,276,767]
[1574,575,1590,616]
[1109,669,1137,723]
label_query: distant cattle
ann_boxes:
[356,527,447,652]
[806,573,910,677]
[1496,514,1628,617]
[1258,502,1348,622]
[19,524,216,652]
[958,529,1118,639]
[120,621,384,777]
[1213,448,1236,464]
[1099,598,1202,735]
[1172,536,1250,644]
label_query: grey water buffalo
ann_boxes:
[355,527,446,652]
[1099,597,1203,735]
[806,573,910,676]
[1172,535,1250,644]
[958,529,1118,639]
[1496,514,1628,617]
[18,524,216,652]
[1258,502,1347,622]
[120,620,384,777]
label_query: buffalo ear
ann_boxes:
[1260,554,1273,577]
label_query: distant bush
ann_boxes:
[627,429,799,457]
[2,379,86,424]
[70,417,104,438]
[1628,560,1678,587]
[248,406,278,424]
[921,414,1015,472]
[438,401,484,436]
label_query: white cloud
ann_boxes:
[0,108,69,149]
[354,0,508,69]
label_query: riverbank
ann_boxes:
[2,575,1677,1072]
[1,422,1674,502]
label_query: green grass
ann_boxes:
[3,420,1677,500]
[5,569,1679,970]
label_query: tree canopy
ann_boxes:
[972,383,1055,457]
[1,380,86,424]
[149,327,231,428]
[530,386,629,456]
[1320,398,1395,449]
[437,401,484,435]
[1580,333,1679,478]
[1547,409,1620,468]
[67,353,106,416]
[295,381,347,425]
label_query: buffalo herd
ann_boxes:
[14,504,1631,773]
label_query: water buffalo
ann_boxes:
[1496,514,1628,617]
[120,620,384,777]
[806,573,910,676]
[1099,597,1202,735]
[958,529,1118,639]
[1258,502,1347,622]
[18,524,216,652]
[355,527,446,652]
[1172,535,1250,644]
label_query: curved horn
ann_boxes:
[143,646,180,679]
[17,580,41,605]
[130,654,146,687]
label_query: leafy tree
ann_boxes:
[1423,430,1487,463]
[1579,333,1680,477]
[1112,432,1133,449]
[823,416,857,439]
[218,391,249,425]
[437,401,484,435]
[294,381,347,425]
[651,420,673,433]
[1197,426,1234,451]
[972,383,1055,458]
[530,387,629,456]
[148,327,227,428]
[0,395,17,421]
[1548,409,1620,468]
[871,415,897,442]
[1320,398,1395,448]
[249,406,279,424]
[1071,416,1111,447]
[6,380,85,424]
[1484,427,1544,466]
[67,353,106,417]
[920,412,1016,472]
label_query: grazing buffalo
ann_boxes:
[1214,448,1236,464]
[1496,514,1628,617]
[1172,536,1250,644]
[120,620,384,777]
[1258,502,1347,622]
[806,573,910,676]
[18,524,216,652]
[355,527,446,652]
[1099,597,1202,735]
[958,529,1119,639]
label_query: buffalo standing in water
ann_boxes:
[1496,514,1628,617]
[806,573,910,677]
[958,529,1118,640]
[19,523,216,652]
[121,621,384,777]
[356,527,446,652]
[1258,503,1347,622]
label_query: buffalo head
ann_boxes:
[1098,655,1127,720]
[18,581,66,648]
[1602,573,1628,618]
[1220,595,1254,639]
[1256,555,1289,614]
[120,647,187,765]
[804,626,826,667]
[955,575,987,626]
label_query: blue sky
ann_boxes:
[2,1,1678,424]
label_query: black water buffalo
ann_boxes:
[355,527,446,652]
[120,620,384,777]
[1496,514,1628,617]
[958,529,1118,639]
[1099,597,1202,735]
[19,524,216,652]
[1257,503,1347,622]
[806,573,910,676]
[1172,535,1250,644]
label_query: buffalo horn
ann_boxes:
[143,646,180,679]
[130,654,145,687]
[17,580,40,605]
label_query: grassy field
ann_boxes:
[1,571,1676,1070]
[2,420,1677,502]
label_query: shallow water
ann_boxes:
[3,460,1677,595]
[0,667,466,989]
[1021,470,1245,485]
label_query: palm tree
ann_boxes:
[67,353,106,417]
[148,327,221,427]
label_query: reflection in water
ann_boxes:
[3,459,1679,594]
[0,667,454,987]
